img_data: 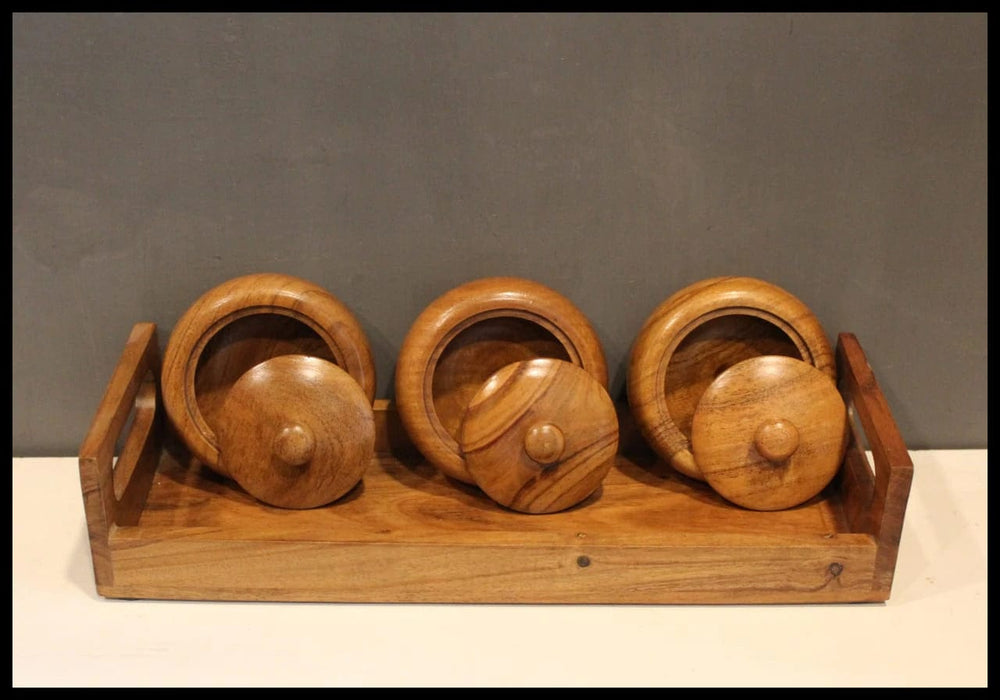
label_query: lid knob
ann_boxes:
[523,423,566,466]
[272,423,316,467]
[753,419,799,463]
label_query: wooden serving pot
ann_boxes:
[628,276,846,510]
[394,277,618,513]
[160,273,376,509]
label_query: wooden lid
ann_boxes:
[216,355,374,509]
[690,355,847,511]
[460,358,619,514]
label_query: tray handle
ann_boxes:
[835,332,913,595]
[78,322,162,589]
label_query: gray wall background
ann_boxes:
[13,13,987,456]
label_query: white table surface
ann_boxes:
[12,450,987,687]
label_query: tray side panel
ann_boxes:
[104,537,879,604]
[836,333,913,598]
[78,322,163,588]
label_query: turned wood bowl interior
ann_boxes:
[194,313,338,444]
[430,316,572,446]
[663,313,803,446]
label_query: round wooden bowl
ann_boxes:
[394,277,608,484]
[627,276,835,481]
[161,272,376,476]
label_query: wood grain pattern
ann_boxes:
[691,356,848,511]
[106,537,878,604]
[628,276,835,481]
[79,325,912,604]
[461,358,619,514]
[216,355,374,509]
[161,273,375,475]
[395,277,608,484]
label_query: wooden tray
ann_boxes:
[79,324,912,604]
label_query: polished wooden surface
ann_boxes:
[461,358,619,514]
[216,355,374,509]
[79,323,913,604]
[691,356,848,511]
[395,277,608,484]
[628,276,835,482]
[161,273,376,475]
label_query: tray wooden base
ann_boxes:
[79,325,912,604]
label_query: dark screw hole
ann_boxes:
[577,555,591,568]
